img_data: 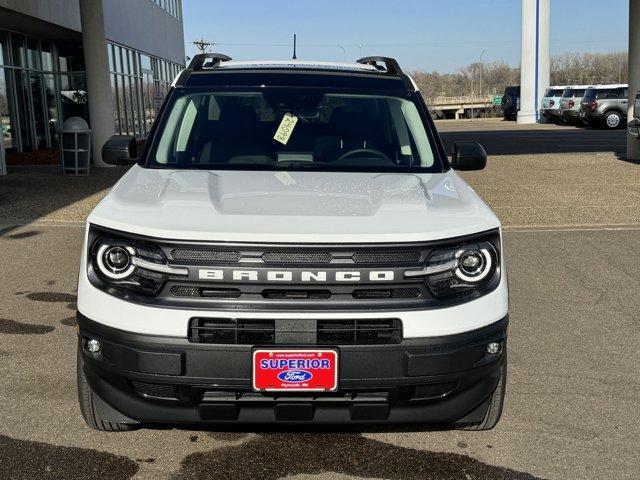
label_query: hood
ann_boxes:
[88,166,500,243]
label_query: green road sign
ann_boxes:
[493,96,503,106]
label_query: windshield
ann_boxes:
[147,89,443,172]
[562,89,574,98]
[545,89,563,97]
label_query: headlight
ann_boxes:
[423,241,498,298]
[96,244,135,279]
[90,236,187,296]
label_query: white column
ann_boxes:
[518,0,551,124]
[79,0,115,167]
[628,0,640,160]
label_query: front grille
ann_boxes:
[352,288,421,299]
[352,251,421,263]
[190,318,275,344]
[189,318,402,345]
[262,289,332,300]
[317,319,402,345]
[171,285,241,298]
[171,249,241,262]
[170,285,199,296]
[262,252,332,264]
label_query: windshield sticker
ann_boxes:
[273,113,299,145]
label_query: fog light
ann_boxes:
[87,339,101,353]
[486,342,502,355]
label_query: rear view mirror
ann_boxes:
[628,119,640,138]
[102,135,138,166]
[451,142,487,171]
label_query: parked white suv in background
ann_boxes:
[540,85,566,124]
[76,54,509,432]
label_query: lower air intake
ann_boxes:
[317,319,402,345]
[190,318,275,344]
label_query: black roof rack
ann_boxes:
[187,53,233,70]
[356,56,414,90]
[175,54,415,91]
[357,56,403,76]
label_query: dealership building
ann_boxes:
[0,0,185,174]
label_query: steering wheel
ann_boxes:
[335,148,393,163]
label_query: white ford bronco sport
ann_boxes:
[76,54,508,431]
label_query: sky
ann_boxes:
[182,0,629,73]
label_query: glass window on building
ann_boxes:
[1,68,17,151]
[43,74,59,147]
[109,42,183,139]
[14,70,34,151]
[41,40,54,72]
[11,33,25,67]
[26,37,41,70]
[28,72,48,149]
[59,73,88,123]
[0,29,87,165]
[0,30,10,66]
[57,42,84,72]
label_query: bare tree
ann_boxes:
[410,51,628,101]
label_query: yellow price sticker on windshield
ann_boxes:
[273,113,299,145]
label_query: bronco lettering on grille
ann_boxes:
[198,269,395,283]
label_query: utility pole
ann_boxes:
[193,38,213,53]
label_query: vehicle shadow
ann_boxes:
[154,424,544,480]
[439,126,628,157]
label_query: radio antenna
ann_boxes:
[292,34,297,60]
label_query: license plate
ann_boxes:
[252,349,338,392]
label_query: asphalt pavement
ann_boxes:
[0,118,639,479]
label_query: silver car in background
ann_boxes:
[559,85,590,125]
[579,84,629,129]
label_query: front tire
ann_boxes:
[457,357,507,431]
[77,346,136,432]
[603,111,622,129]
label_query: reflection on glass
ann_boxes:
[44,74,59,146]
[0,68,17,150]
[140,54,151,72]
[41,40,54,71]
[29,73,47,148]
[57,43,84,72]
[11,33,25,67]
[59,73,88,122]
[27,37,41,70]
[111,74,121,134]
[14,70,33,151]
[0,31,10,66]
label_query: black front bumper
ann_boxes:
[77,313,508,425]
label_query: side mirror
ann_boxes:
[102,135,138,166]
[628,119,640,138]
[451,142,487,171]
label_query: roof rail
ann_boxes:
[357,56,415,90]
[356,56,403,76]
[187,53,233,70]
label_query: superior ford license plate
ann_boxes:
[252,349,338,392]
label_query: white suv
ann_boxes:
[76,55,509,431]
[540,85,566,123]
